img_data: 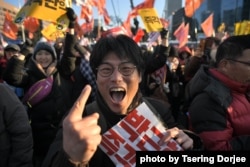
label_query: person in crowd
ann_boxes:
[203,37,221,64]
[187,34,250,150]
[178,45,192,71]
[207,37,221,65]
[165,46,186,122]
[3,40,74,166]
[42,34,202,167]
[60,7,96,104]
[54,37,65,60]
[184,40,207,83]
[0,43,24,99]
[140,28,170,105]
[20,38,34,67]
[0,83,33,167]
[0,43,20,82]
[0,48,5,83]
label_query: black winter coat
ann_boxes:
[42,92,202,167]
[0,84,33,167]
[3,56,74,158]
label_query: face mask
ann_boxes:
[210,49,217,62]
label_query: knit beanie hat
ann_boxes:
[4,44,20,52]
[33,42,57,60]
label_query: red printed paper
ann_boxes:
[99,102,183,167]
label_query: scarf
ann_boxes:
[95,90,142,128]
[80,58,97,99]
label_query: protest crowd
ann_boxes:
[0,0,250,167]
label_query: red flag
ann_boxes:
[201,13,214,37]
[122,16,133,37]
[74,19,84,38]
[81,19,94,35]
[133,28,145,43]
[130,0,155,16]
[80,4,93,22]
[174,22,189,48]
[103,8,111,25]
[23,17,40,33]
[2,12,18,40]
[96,0,106,15]
[160,18,169,28]
[184,0,204,18]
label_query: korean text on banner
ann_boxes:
[15,0,72,23]
[138,8,163,33]
[99,102,183,167]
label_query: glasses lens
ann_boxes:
[119,63,136,76]
[97,62,136,77]
[98,64,113,77]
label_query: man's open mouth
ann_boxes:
[110,88,126,103]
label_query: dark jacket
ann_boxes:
[61,32,95,104]
[187,65,250,150]
[42,91,202,167]
[140,45,169,97]
[3,55,74,158]
[0,84,33,167]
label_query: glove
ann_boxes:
[66,7,77,28]
[160,28,169,39]
[66,7,77,21]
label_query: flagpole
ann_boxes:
[18,0,26,43]
[192,0,197,42]
[129,0,139,34]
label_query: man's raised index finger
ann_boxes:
[68,85,92,122]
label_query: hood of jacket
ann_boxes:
[187,65,232,107]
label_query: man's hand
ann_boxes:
[63,85,102,164]
[159,127,193,150]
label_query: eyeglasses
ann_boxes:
[96,62,137,77]
[227,59,250,67]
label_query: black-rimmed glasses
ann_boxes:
[227,59,250,66]
[96,62,137,77]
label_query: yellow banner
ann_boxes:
[15,0,71,23]
[41,23,65,41]
[234,22,241,35]
[138,8,163,33]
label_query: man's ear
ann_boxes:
[217,59,230,73]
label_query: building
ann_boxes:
[163,0,182,18]
[195,0,250,34]
[164,0,250,41]
[0,0,20,34]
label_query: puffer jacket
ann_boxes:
[187,65,250,150]
[0,84,33,167]
[3,56,74,158]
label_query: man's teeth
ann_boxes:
[110,88,125,91]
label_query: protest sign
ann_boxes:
[99,102,183,167]
[138,8,163,33]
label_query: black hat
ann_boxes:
[4,44,20,52]
[168,46,178,57]
[33,42,57,60]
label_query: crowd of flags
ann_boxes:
[1,0,250,48]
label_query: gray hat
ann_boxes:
[33,42,57,60]
[4,44,20,52]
